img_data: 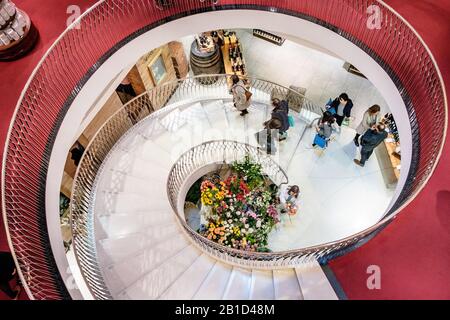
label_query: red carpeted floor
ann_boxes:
[329,0,450,300]
[0,0,449,300]
[0,0,97,300]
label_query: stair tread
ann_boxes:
[222,267,252,300]
[273,269,304,300]
[159,253,216,300]
[295,263,338,300]
[122,244,201,299]
[193,262,233,300]
[250,269,275,300]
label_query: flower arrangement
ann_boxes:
[199,157,280,252]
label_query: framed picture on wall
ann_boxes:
[148,53,167,85]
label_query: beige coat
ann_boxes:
[356,111,382,135]
[231,80,251,111]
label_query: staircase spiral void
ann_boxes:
[2,1,447,300]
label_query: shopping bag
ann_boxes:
[288,115,295,127]
[245,90,253,101]
[313,134,327,149]
[342,117,353,127]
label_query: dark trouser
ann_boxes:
[234,103,248,115]
[0,281,17,299]
[354,133,361,141]
[335,114,345,126]
[360,147,374,165]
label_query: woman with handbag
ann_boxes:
[354,104,382,146]
[270,98,291,141]
[230,75,251,116]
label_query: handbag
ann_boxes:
[313,134,327,148]
[288,115,295,127]
[326,106,337,115]
[244,89,253,101]
[238,85,253,101]
[325,98,336,115]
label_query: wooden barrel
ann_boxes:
[189,40,224,84]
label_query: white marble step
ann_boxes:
[118,131,150,154]
[97,211,175,239]
[106,146,172,184]
[202,100,229,132]
[179,102,210,123]
[222,267,252,300]
[150,128,193,163]
[192,261,233,300]
[159,253,217,300]
[122,244,201,300]
[247,103,269,133]
[249,270,275,300]
[95,190,170,215]
[134,141,173,170]
[106,233,191,297]
[97,223,180,266]
[273,269,304,300]
[101,152,166,181]
[136,116,169,139]
[278,121,308,168]
[223,102,247,142]
[98,171,167,196]
[159,108,188,132]
[295,262,338,300]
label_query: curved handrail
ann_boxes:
[2,0,447,300]
[70,73,317,299]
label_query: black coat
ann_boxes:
[329,97,354,118]
[361,129,388,151]
[272,110,290,132]
[273,100,289,114]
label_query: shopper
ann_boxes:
[270,99,290,141]
[0,251,20,300]
[354,123,388,167]
[279,185,301,216]
[312,111,336,147]
[272,98,289,114]
[230,75,251,116]
[354,104,382,146]
[327,93,354,127]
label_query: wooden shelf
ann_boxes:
[220,32,248,88]
[253,29,285,46]
[375,134,401,189]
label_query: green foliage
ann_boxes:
[185,177,203,205]
[231,156,265,189]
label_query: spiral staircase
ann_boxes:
[71,75,340,299]
[2,1,447,300]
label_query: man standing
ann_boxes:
[354,123,388,167]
